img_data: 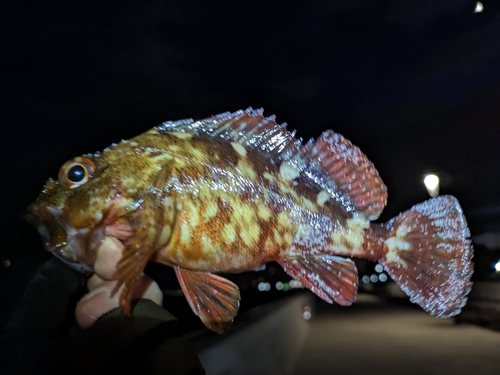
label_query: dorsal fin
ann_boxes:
[156,108,387,218]
[304,130,388,220]
[156,108,303,161]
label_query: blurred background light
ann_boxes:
[494,261,500,273]
[379,273,388,282]
[288,280,304,289]
[258,282,271,291]
[303,305,312,320]
[375,264,384,273]
[370,274,379,283]
[362,275,370,284]
[424,174,440,197]
[474,2,484,13]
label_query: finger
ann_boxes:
[93,236,124,280]
[132,274,163,305]
[87,273,105,291]
[76,274,163,329]
[75,280,119,329]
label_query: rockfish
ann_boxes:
[27,108,473,333]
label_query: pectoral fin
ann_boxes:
[279,254,358,306]
[113,162,175,315]
[175,266,241,334]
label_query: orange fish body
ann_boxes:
[28,108,473,333]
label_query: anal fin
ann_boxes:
[175,266,241,334]
[279,255,358,306]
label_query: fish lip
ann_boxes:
[26,203,93,275]
[25,204,60,251]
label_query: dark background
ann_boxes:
[1,1,500,324]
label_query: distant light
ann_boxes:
[424,174,440,197]
[362,275,371,284]
[282,283,290,291]
[379,273,388,282]
[276,281,283,290]
[303,305,312,320]
[2,260,11,268]
[289,280,304,289]
[375,264,384,273]
[258,282,271,291]
[370,274,379,283]
[495,261,500,273]
[474,2,484,13]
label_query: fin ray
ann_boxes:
[157,108,304,162]
[114,162,175,315]
[309,131,388,219]
[279,254,358,306]
[175,267,241,334]
[379,195,473,318]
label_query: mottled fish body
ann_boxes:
[28,108,473,333]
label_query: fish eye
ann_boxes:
[67,164,85,182]
[58,157,96,189]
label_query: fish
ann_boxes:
[27,108,473,333]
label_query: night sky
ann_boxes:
[1,2,499,295]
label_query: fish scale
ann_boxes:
[159,135,299,272]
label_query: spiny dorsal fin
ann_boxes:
[156,108,386,218]
[156,108,303,161]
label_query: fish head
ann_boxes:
[27,155,107,273]
[26,135,171,273]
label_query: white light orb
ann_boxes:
[495,261,500,273]
[424,174,440,197]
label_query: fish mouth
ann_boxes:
[26,204,94,275]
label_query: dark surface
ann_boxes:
[294,294,500,375]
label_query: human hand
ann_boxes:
[1,238,203,375]
[75,236,163,329]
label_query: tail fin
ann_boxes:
[379,195,473,318]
